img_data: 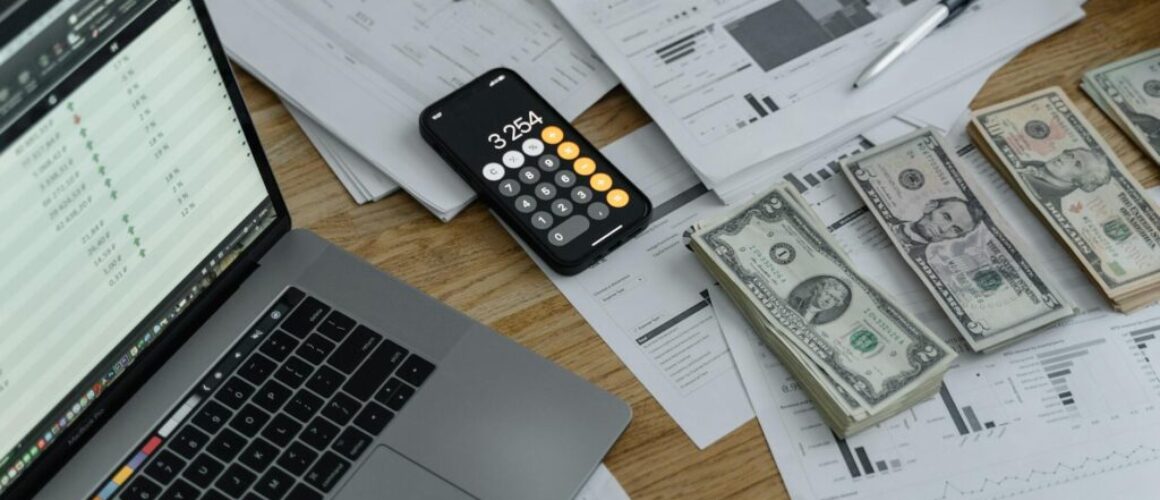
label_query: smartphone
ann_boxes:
[420,68,651,275]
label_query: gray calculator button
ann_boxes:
[531,211,554,230]
[482,162,505,182]
[588,202,610,221]
[538,154,561,172]
[502,150,525,168]
[547,216,590,247]
[514,195,537,213]
[498,179,520,197]
[551,199,573,217]
[534,183,556,201]
[518,167,540,184]
[571,186,593,204]
[554,170,576,188]
[522,138,545,157]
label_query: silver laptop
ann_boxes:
[0,1,630,498]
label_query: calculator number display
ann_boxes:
[487,111,544,150]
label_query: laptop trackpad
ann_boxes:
[337,446,475,500]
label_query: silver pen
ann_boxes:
[853,0,975,89]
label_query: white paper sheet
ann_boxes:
[286,105,399,205]
[521,125,753,449]
[551,0,1083,195]
[714,122,1160,500]
[205,0,618,220]
[576,464,631,500]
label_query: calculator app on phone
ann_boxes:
[420,69,651,275]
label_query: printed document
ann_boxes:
[205,0,618,220]
[714,123,1160,500]
[550,0,1083,192]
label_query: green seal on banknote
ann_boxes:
[849,330,879,353]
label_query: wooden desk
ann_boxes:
[236,1,1160,497]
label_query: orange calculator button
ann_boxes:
[541,126,565,145]
[607,189,629,208]
[590,173,613,192]
[558,141,580,160]
[573,157,596,176]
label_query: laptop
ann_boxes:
[0,0,632,498]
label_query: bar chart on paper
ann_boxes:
[739,308,1160,500]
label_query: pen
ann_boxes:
[853,0,975,88]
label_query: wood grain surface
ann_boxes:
[236,1,1160,497]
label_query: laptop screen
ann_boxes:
[0,0,277,491]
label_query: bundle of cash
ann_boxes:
[1082,48,1160,166]
[689,185,956,436]
[841,129,1077,352]
[970,87,1160,312]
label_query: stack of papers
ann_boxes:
[204,0,619,220]
[287,106,399,204]
[549,0,1086,204]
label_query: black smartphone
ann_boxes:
[420,68,651,275]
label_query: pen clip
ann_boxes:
[939,0,975,27]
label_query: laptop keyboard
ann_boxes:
[93,287,436,500]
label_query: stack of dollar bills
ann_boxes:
[689,186,956,437]
[970,87,1160,312]
[841,129,1077,353]
[1081,48,1160,167]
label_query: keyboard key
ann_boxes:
[214,463,257,497]
[215,377,256,410]
[238,437,279,473]
[374,379,402,406]
[331,427,373,461]
[303,451,350,493]
[385,381,416,412]
[260,331,299,362]
[182,454,224,489]
[547,215,590,247]
[263,413,304,447]
[343,339,408,400]
[397,355,436,387]
[354,402,394,436]
[300,417,340,451]
[171,426,210,459]
[275,357,314,388]
[282,297,330,338]
[207,428,247,462]
[254,379,293,413]
[296,334,336,365]
[200,489,229,500]
[278,442,318,475]
[284,390,324,423]
[239,354,278,385]
[161,478,199,500]
[287,483,323,500]
[144,450,187,485]
[317,310,355,342]
[305,365,345,399]
[254,467,295,500]
[122,475,162,500]
[279,287,306,309]
[229,404,271,436]
[327,326,381,374]
[321,393,360,426]
[193,401,233,434]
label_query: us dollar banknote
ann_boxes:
[970,87,1160,311]
[841,128,1076,352]
[690,185,955,435]
[1083,48,1160,166]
